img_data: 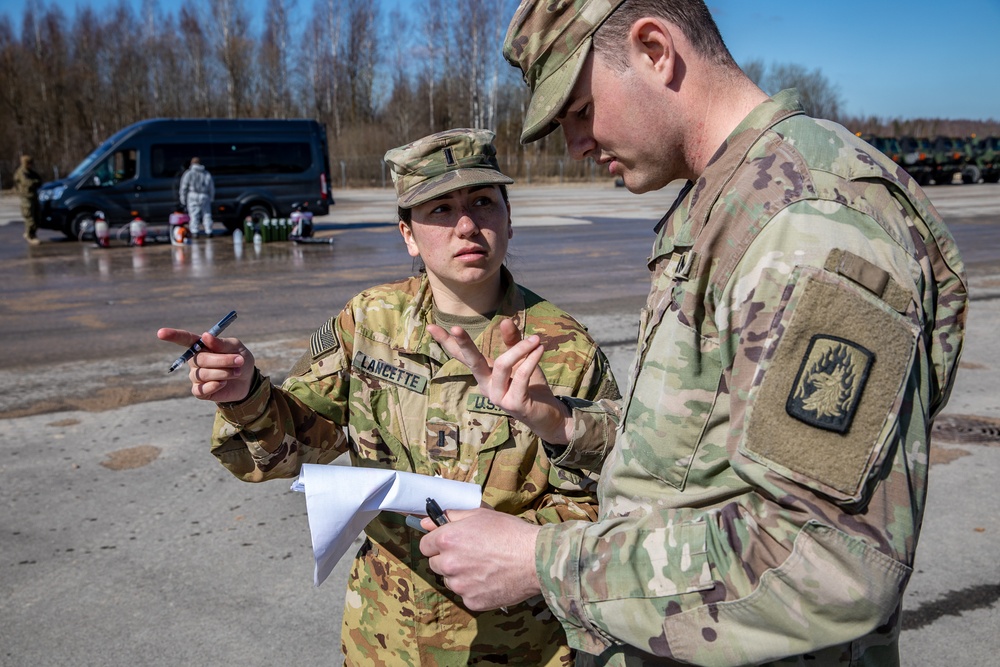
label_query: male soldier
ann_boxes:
[14,154,42,245]
[179,156,215,238]
[420,1,969,665]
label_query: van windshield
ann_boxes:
[67,139,115,180]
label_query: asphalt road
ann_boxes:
[1,183,999,665]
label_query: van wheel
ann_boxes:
[247,204,272,226]
[65,210,96,241]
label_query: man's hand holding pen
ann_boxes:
[419,506,543,612]
[157,325,257,404]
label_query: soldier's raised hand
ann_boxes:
[427,318,573,445]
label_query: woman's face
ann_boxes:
[399,185,512,295]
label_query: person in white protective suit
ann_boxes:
[179,157,216,237]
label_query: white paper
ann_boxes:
[290,464,482,586]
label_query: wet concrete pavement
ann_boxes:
[1,184,999,665]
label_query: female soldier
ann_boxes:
[157,128,619,666]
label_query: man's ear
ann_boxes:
[399,221,420,258]
[630,17,677,85]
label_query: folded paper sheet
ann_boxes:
[291,464,482,585]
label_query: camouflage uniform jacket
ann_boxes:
[211,267,620,666]
[14,163,42,208]
[14,164,41,199]
[533,90,968,666]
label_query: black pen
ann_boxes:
[426,497,449,526]
[168,310,238,373]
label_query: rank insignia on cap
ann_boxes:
[786,334,874,433]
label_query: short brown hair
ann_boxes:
[593,0,737,72]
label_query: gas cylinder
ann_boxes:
[129,215,147,246]
[94,211,110,248]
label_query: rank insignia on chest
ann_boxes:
[352,350,428,393]
[786,334,873,433]
[426,422,459,461]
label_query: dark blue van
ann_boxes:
[37,118,333,238]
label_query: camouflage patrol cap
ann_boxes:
[503,0,627,144]
[384,128,514,208]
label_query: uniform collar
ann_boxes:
[650,89,805,266]
[395,266,526,367]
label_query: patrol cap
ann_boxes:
[384,128,514,208]
[503,0,627,144]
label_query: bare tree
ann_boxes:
[420,0,447,132]
[212,0,254,118]
[741,58,766,88]
[302,0,345,137]
[342,0,379,124]
[456,0,511,129]
[300,7,324,122]
[760,62,844,121]
[178,1,213,116]
[383,6,419,141]
[259,0,295,117]
[0,17,20,125]
[67,8,104,153]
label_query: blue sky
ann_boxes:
[709,0,1000,121]
[2,0,997,121]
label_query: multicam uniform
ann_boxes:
[14,159,42,240]
[533,91,968,666]
[211,267,620,666]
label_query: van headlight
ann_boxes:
[39,185,66,202]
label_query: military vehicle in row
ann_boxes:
[964,136,1000,184]
[861,134,999,185]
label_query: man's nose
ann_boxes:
[563,124,595,161]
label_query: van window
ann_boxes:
[91,149,138,187]
[151,142,312,178]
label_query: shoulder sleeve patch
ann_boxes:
[786,334,873,433]
[310,317,339,359]
[743,269,918,505]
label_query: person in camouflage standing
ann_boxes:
[420,1,969,666]
[14,154,42,245]
[157,128,620,666]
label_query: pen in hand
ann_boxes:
[167,310,238,373]
[425,497,508,613]
[426,497,449,526]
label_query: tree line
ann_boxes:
[3,0,998,190]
